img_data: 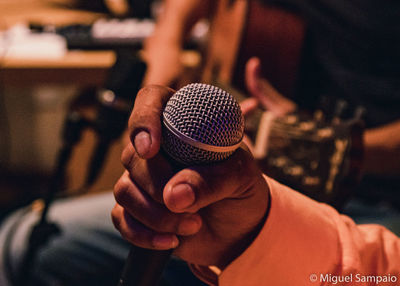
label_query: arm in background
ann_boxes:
[363,120,400,176]
[142,0,212,86]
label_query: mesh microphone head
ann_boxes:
[162,83,244,165]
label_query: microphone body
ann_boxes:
[118,83,244,286]
[118,247,172,286]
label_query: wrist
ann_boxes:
[219,176,271,270]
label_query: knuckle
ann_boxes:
[111,206,121,230]
[120,221,149,247]
[138,205,174,233]
[113,176,133,206]
[138,84,169,97]
[151,214,176,233]
[137,85,159,96]
[179,169,203,187]
[145,216,164,232]
[121,144,135,169]
[122,228,140,244]
[132,108,161,133]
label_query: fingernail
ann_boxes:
[153,234,179,249]
[170,184,195,210]
[134,131,151,157]
[179,216,202,235]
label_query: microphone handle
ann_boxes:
[118,246,173,286]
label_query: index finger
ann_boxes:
[128,85,175,159]
[240,98,259,116]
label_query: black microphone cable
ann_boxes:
[118,247,173,286]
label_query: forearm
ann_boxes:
[363,120,400,176]
[143,0,212,85]
[162,0,211,40]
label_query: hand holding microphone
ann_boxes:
[112,84,270,283]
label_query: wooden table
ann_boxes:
[0,0,201,194]
[0,0,115,86]
[0,51,116,86]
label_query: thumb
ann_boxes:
[128,85,175,159]
[163,147,260,214]
[245,57,297,117]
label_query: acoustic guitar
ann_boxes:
[219,82,364,210]
[202,0,364,209]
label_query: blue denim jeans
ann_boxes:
[0,192,206,286]
[342,198,400,235]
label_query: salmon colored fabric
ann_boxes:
[191,176,400,285]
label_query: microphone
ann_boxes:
[118,83,244,286]
[162,83,244,164]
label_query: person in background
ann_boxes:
[141,0,212,87]
[237,0,400,233]
[144,0,400,234]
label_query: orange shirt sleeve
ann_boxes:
[191,176,400,285]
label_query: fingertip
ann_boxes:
[133,130,152,158]
[178,215,202,235]
[164,183,196,213]
[152,234,179,249]
[128,85,174,158]
[252,57,261,71]
[240,98,259,115]
[245,57,262,94]
[110,203,122,230]
[246,57,261,77]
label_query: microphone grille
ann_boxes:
[162,83,244,165]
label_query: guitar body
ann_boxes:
[202,0,305,98]
[233,0,305,98]
[201,0,248,85]
[252,111,364,210]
